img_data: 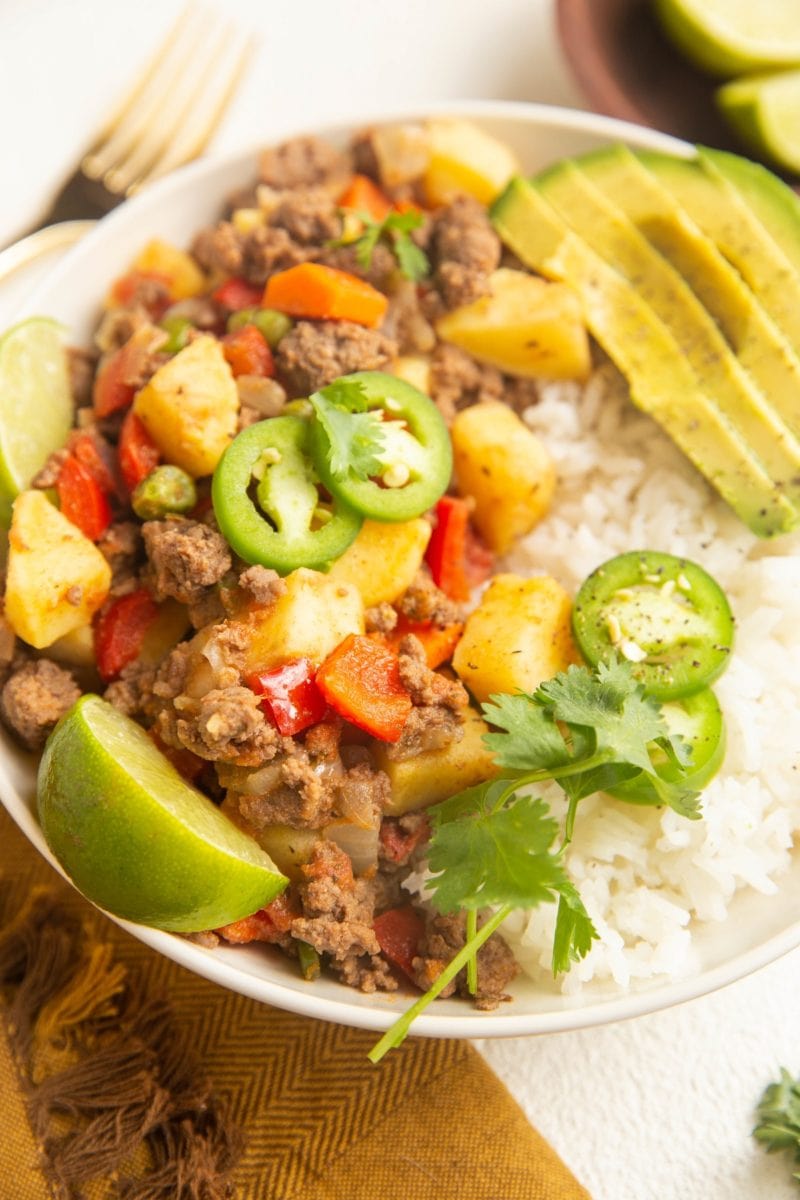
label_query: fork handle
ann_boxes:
[17,168,120,242]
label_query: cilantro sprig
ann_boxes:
[309,378,385,482]
[332,209,430,282]
[369,659,703,1062]
[754,1069,800,1184]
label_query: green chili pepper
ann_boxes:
[211,414,362,573]
[308,371,452,523]
[159,315,194,354]
[227,307,293,347]
[132,465,197,520]
[296,939,321,981]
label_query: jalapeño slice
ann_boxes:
[211,415,362,573]
[572,550,734,700]
[608,686,726,805]
[308,371,452,522]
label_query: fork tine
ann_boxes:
[80,5,200,182]
[142,36,256,187]
[105,18,241,194]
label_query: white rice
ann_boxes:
[443,363,800,993]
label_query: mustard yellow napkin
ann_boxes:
[0,808,590,1200]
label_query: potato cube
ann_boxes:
[389,355,432,395]
[453,574,580,704]
[133,238,206,300]
[423,119,520,207]
[134,335,239,477]
[5,490,111,649]
[326,518,431,606]
[435,268,590,381]
[375,705,499,816]
[451,401,555,554]
[243,568,364,673]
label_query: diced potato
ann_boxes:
[435,268,591,381]
[230,208,265,235]
[243,568,364,673]
[133,335,239,477]
[133,238,206,300]
[390,355,432,395]
[326,518,431,606]
[220,799,319,883]
[138,600,191,666]
[451,402,555,554]
[423,118,520,207]
[5,491,111,649]
[47,622,96,669]
[453,574,580,704]
[376,705,499,816]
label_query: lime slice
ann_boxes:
[654,0,800,77]
[37,696,288,932]
[0,317,73,527]
[717,69,800,174]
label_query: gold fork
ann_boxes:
[17,6,253,238]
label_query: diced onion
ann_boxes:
[323,821,379,875]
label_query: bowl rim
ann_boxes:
[7,97,799,1039]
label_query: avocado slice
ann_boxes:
[573,145,800,448]
[533,159,800,507]
[491,177,798,537]
[631,147,800,360]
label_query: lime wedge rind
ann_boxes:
[0,317,73,527]
[655,0,800,76]
[37,695,288,933]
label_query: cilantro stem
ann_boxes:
[465,909,478,994]
[368,904,513,1064]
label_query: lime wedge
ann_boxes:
[0,317,73,527]
[655,0,800,77]
[38,696,288,932]
[717,69,800,174]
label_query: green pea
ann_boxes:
[226,306,293,347]
[159,316,194,354]
[132,465,197,521]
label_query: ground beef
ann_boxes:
[0,617,16,679]
[104,660,158,720]
[429,342,504,423]
[236,737,343,829]
[411,911,519,1010]
[397,636,468,709]
[258,136,349,190]
[269,188,342,245]
[142,519,231,606]
[1,659,80,749]
[397,570,464,627]
[186,588,227,631]
[291,842,396,992]
[388,703,464,761]
[68,347,96,407]
[237,566,286,606]
[316,241,398,291]
[364,602,398,634]
[31,448,70,489]
[174,686,281,765]
[427,194,501,312]
[190,222,244,276]
[275,320,397,397]
[241,224,310,284]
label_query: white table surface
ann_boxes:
[1,2,798,1196]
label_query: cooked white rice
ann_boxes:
[415,363,800,994]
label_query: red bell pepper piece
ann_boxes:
[316,634,412,743]
[425,496,494,602]
[57,454,112,541]
[246,658,327,736]
[93,345,137,418]
[221,324,275,378]
[94,588,160,682]
[118,410,161,493]
[69,430,119,497]
[216,892,300,943]
[373,905,425,979]
[212,277,264,311]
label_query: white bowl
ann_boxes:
[6,100,800,1039]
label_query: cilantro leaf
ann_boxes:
[481,692,572,772]
[552,881,598,976]
[754,1068,800,1182]
[333,208,430,282]
[427,789,569,912]
[309,381,385,481]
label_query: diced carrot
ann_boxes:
[316,634,412,743]
[262,263,388,329]
[216,892,300,944]
[387,615,463,669]
[338,174,393,221]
